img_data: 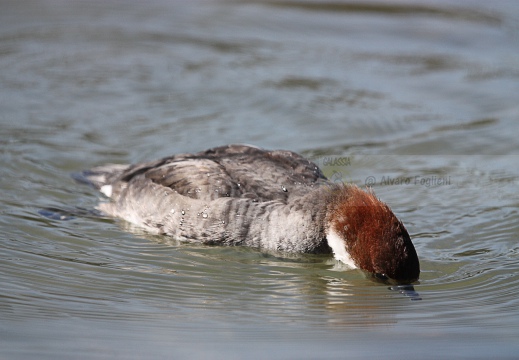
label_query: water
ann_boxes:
[1,0,519,358]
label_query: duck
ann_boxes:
[77,144,419,283]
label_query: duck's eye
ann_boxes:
[374,273,388,281]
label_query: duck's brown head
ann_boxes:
[325,185,419,283]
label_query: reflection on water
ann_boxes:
[263,1,503,24]
[1,0,519,358]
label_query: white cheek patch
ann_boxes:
[326,228,358,269]
[100,185,113,198]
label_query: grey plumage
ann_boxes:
[79,145,334,254]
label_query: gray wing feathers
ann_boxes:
[76,145,330,253]
[80,144,329,202]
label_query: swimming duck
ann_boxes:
[77,144,419,283]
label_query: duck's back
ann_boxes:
[86,144,329,202]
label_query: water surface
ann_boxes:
[1,0,519,358]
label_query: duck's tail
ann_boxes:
[71,164,130,190]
